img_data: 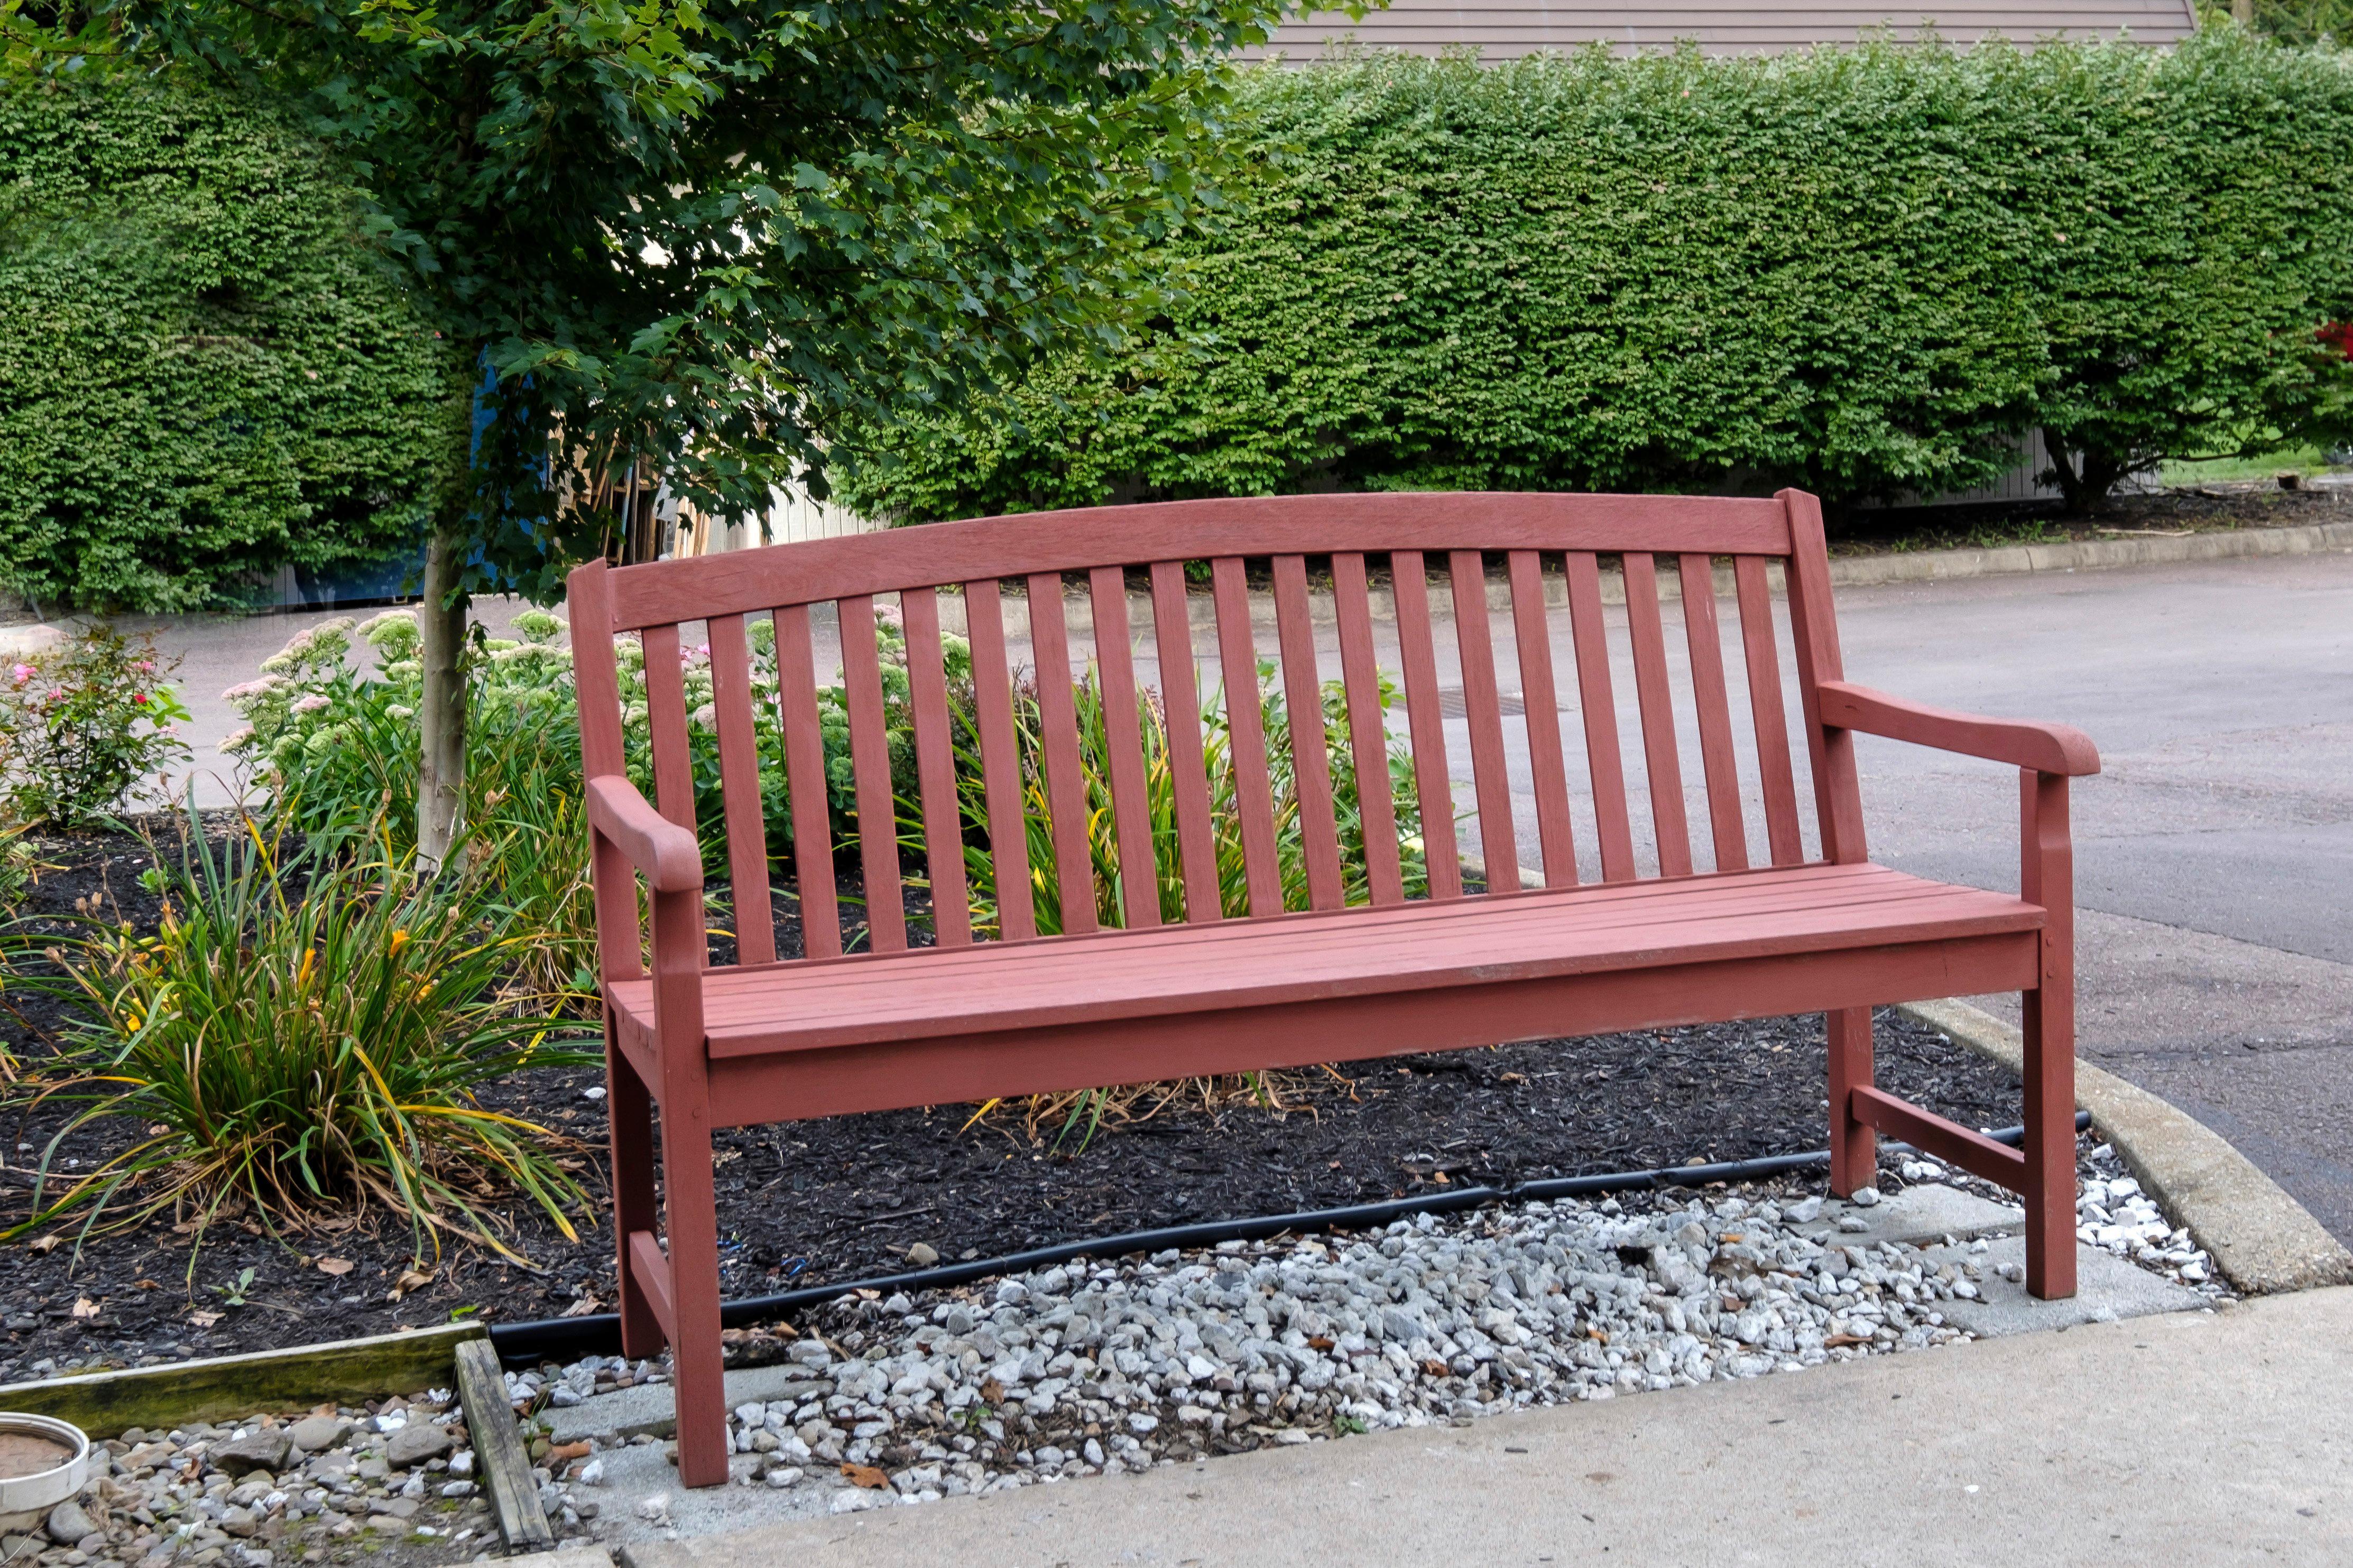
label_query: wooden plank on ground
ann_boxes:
[454,1337,555,1554]
[0,1323,484,1439]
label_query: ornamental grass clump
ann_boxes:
[10,807,597,1260]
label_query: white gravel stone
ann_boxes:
[532,1144,2227,1541]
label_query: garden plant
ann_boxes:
[0,624,190,830]
[7,803,597,1263]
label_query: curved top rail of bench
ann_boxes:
[602,490,1795,631]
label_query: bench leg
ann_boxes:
[605,1025,663,1362]
[2021,769,2079,1301]
[658,1073,732,1488]
[2023,980,2079,1300]
[1826,1006,1876,1196]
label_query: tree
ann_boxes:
[6,0,1296,859]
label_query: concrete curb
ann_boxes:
[1898,998,2353,1296]
[1826,515,2353,588]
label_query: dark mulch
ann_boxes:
[0,819,2025,1381]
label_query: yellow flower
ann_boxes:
[390,929,411,958]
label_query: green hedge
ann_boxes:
[0,74,463,612]
[839,32,2353,520]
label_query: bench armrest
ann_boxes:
[1816,681,2100,777]
[586,774,704,893]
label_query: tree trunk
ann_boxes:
[2232,1,2255,24]
[416,515,470,868]
[2040,430,2125,517]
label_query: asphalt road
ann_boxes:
[1829,553,2353,1248]
[115,546,2353,1247]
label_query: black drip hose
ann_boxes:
[490,1111,2092,1367]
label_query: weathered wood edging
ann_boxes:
[1899,998,2353,1296]
[454,1337,553,1553]
[0,1322,485,1438]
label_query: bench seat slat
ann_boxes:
[704,931,2038,1129]
[688,875,2014,1021]
[611,864,2038,1059]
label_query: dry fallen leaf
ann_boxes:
[1420,1358,1450,1378]
[29,1235,61,1254]
[1306,1335,1335,1352]
[395,1267,435,1293]
[546,1441,593,1463]
[560,1297,602,1318]
[188,1309,224,1328]
[1824,1333,1874,1349]
[132,1278,159,1290]
[979,1378,1004,1405]
[71,1296,101,1320]
[317,1257,355,1277]
[839,1463,891,1491]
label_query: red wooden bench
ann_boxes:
[566,488,2097,1486]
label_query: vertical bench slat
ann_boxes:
[570,564,643,982]
[900,587,973,947]
[838,595,908,952]
[1677,553,1749,874]
[1734,555,1806,867]
[1332,552,1405,906]
[1150,561,1225,922]
[1621,553,1693,878]
[1449,550,1520,894]
[1390,551,1464,901]
[964,580,1039,940]
[1563,552,1637,883]
[1507,550,1578,888]
[770,604,843,959]
[1274,554,1346,911]
[1090,567,1163,929]
[1211,556,1285,917]
[1782,490,1868,864]
[705,614,777,966]
[1026,573,1101,935]
[640,624,697,831]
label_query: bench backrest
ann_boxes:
[566,488,1862,977]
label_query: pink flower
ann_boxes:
[132,692,149,705]
[134,661,155,673]
[8,663,30,684]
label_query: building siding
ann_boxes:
[1250,3,2200,61]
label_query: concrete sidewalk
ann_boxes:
[624,1287,2352,1567]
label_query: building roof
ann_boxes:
[1250,3,2201,61]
